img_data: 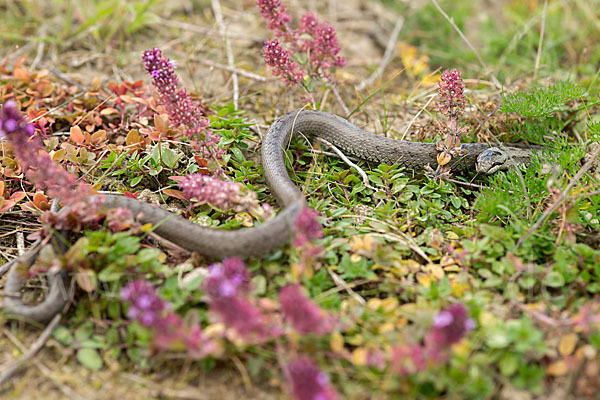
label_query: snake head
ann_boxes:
[476,147,509,174]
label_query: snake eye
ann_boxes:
[476,148,508,174]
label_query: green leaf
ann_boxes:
[53,326,73,346]
[97,265,124,282]
[486,328,511,349]
[77,348,103,370]
[338,253,375,280]
[107,301,122,320]
[130,175,143,187]
[499,353,519,376]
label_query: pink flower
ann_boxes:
[307,22,346,71]
[299,12,319,36]
[390,345,427,375]
[204,258,251,299]
[180,174,241,209]
[121,280,167,327]
[279,284,334,335]
[1,100,102,232]
[428,303,475,348]
[209,295,277,339]
[204,259,280,341]
[106,207,134,232]
[293,207,323,247]
[121,280,213,356]
[256,2,346,86]
[263,40,304,85]
[179,174,271,218]
[142,48,221,159]
[256,0,292,36]
[286,357,339,400]
[437,69,466,119]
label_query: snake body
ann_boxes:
[2,110,541,322]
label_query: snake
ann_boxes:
[1,109,541,323]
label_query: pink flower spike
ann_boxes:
[437,69,466,118]
[142,48,221,159]
[286,357,339,400]
[256,0,292,35]
[293,207,323,247]
[1,100,96,217]
[279,284,334,335]
[263,40,304,86]
[204,259,280,341]
[429,303,475,348]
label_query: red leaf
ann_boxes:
[123,191,139,199]
[163,189,187,201]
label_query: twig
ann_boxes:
[2,326,84,400]
[326,267,366,305]
[315,137,376,190]
[48,68,108,102]
[211,0,239,109]
[534,0,548,79]
[331,85,350,116]
[16,231,25,255]
[29,92,86,123]
[337,214,433,264]
[125,374,209,400]
[356,16,404,91]
[192,57,267,81]
[516,145,600,248]
[430,0,500,87]
[310,149,361,163]
[30,30,46,71]
[231,355,252,390]
[0,314,62,385]
[570,187,600,200]
[446,177,489,190]
[401,94,435,140]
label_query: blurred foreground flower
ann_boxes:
[121,280,214,356]
[286,356,339,400]
[204,258,281,341]
[279,284,335,335]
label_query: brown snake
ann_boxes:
[1,109,541,322]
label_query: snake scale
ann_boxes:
[1,109,540,322]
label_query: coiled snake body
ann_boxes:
[2,110,540,322]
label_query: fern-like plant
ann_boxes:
[500,80,587,119]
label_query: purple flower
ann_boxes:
[121,280,167,327]
[1,101,97,221]
[279,284,334,335]
[205,259,279,341]
[263,40,304,86]
[121,280,214,356]
[142,48,221,159]
[205,258,251,298]
[429,304,475,347]
[286,357,339,400]
[179,174,271,218]
[180,174,241,209]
